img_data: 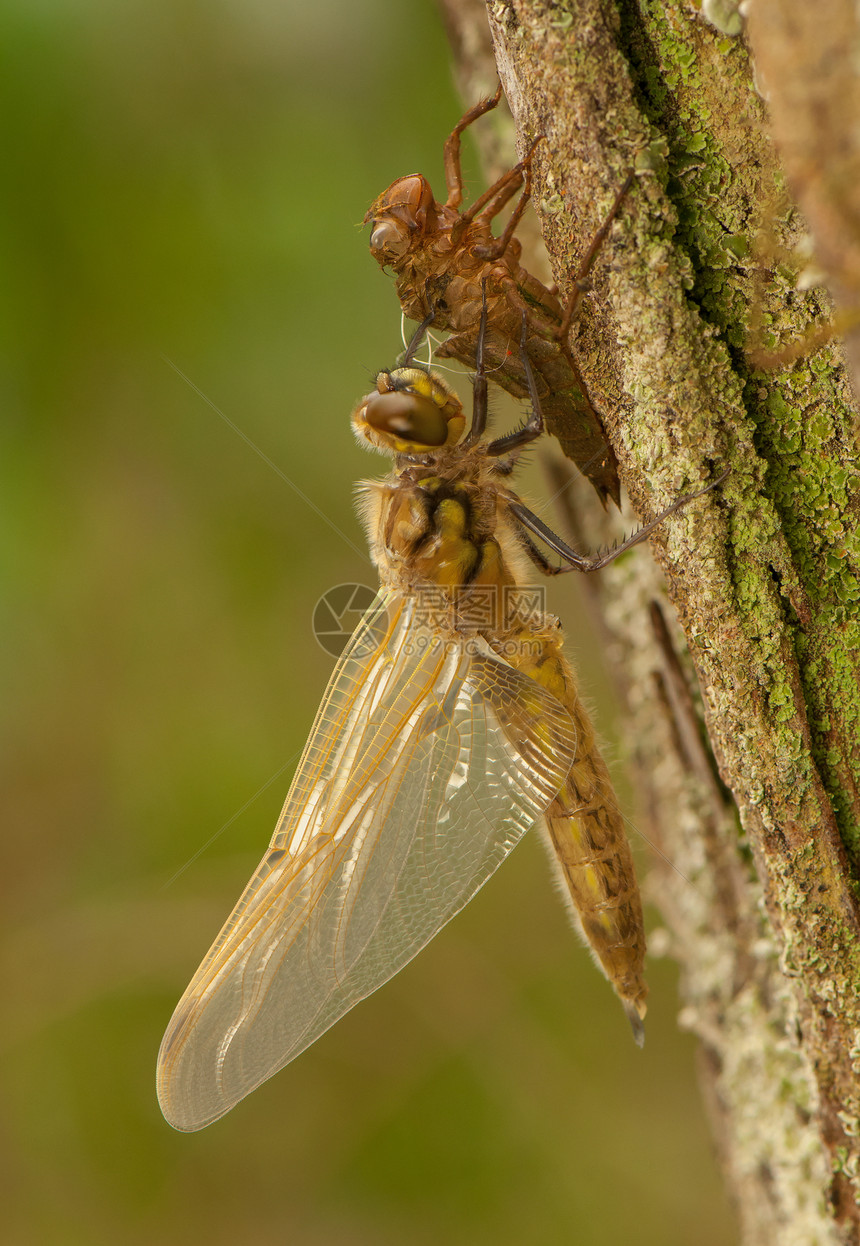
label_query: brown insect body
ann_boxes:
[157,304,727,1128]
[365,92,624,507]
[353,362,648,1035]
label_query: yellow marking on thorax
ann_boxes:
[471,539,517,593]
[409,496,480,587]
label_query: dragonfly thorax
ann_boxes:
[357,462,527,623]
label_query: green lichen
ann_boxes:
[496,5,860,1209]
[615,0,860,864]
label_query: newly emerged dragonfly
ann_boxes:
[157,302,725,1132]
[365,86,632,506]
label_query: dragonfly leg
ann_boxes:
[400,308,440,367]
[507,467,730,574]
[557,170,635,343]
[469,138,544,258]
[486,313,547,457]
[495,271,556,334]
[455,163,525,236]
[443,83,503,210]
[462,280,491,447]
[509,521,572,577]
[496,272,602,418]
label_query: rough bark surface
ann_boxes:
[438,1,860,1242]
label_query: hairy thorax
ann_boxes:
[358,449,521,599]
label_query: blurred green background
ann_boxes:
[0,1,734,1242]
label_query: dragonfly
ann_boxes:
[365,85,633,508]
[157,298,726,1132]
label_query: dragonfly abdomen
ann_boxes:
[498,625,648,1040]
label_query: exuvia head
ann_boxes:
[352,366,465,457]
[365,176,438,263]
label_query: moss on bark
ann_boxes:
[441,0,860,1238]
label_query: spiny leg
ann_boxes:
[454,162,525,236]
[404,280,493,449]
[466,138,538,257]
[477,292,618,504]
[558,171,635,343]
[490,309,729,567]
[541,173,635,420]
[462,280,491,447]
[486,311,547,457]
[509,468,730,575]
[495,271,602,422]
[443,83,503,210]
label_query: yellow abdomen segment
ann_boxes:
[498,625,647,1039]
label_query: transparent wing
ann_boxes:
[157,591,576,1131]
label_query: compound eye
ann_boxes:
[363,391,447,447]
[369,219,410,257]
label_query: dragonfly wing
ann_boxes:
[157,592,576,1131]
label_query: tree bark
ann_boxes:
[438,1,860,1241]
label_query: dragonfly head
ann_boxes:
[352,366,465,456]
[365,176,438,263]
